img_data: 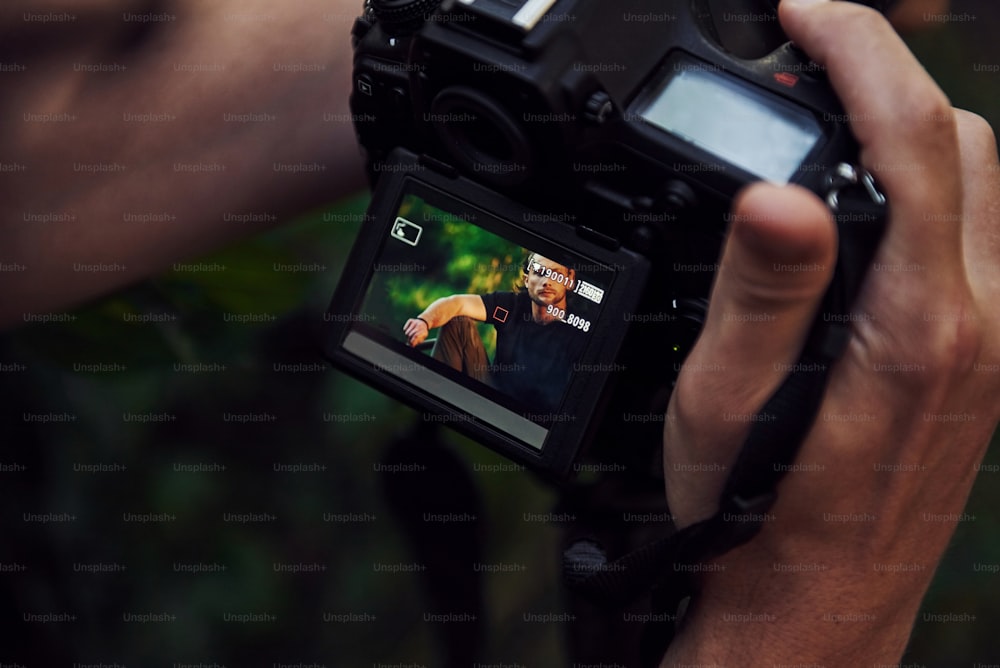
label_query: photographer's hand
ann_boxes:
[661,0,1000,664]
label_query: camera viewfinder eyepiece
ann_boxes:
[431,86,535,188]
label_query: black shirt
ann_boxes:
[479,291,587,414]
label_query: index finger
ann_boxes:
[779,0,963,270]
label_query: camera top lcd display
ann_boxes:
[337,182,617,451]
[637,56,824,184]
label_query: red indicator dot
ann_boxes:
[774,72,799,88]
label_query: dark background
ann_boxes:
[3,3,999,666]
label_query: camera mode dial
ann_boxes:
[367,0,441,34]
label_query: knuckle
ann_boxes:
[879,93,960,178]
[860,293,983,392]
[838,1,884,24]
[955,110,999,162]
[957,110,996,142]
[954,109,996,141]
[919,303,982,379]
[905,90,955,134]
[671,358,726,426]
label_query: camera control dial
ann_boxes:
[584,91,614,125]
[367,0,441,34]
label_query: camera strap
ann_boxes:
[567,165,888,666]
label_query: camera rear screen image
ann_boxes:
[338,184,615,450]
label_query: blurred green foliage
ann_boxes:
[6,183,1000,666]
[1,192,568,666]
[361,194,526,360]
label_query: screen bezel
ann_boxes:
[323,150,649,477]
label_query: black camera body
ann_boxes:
[325,0,888,477]
[353,0,854,217]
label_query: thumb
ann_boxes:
[665,182,836,525]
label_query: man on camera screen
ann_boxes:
[404,252,587,413]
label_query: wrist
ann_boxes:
[662,537,929,667]
[416,316,430,330]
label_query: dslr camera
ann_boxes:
[324,0,891,477]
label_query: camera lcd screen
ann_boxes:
[337,183,615,450]
[637,59,823,184]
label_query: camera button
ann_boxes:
[357,75,375,97]
[583,91,613,124]
[660,180,697,213]
[390,86,409,111]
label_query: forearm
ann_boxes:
[0,0,366,326]
[661,544,933,666]
[417,296,463,329]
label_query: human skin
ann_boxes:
[661,0,1000,665]
[403,295,487,348]
[520,255,576,323]
[0,0,366,327]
